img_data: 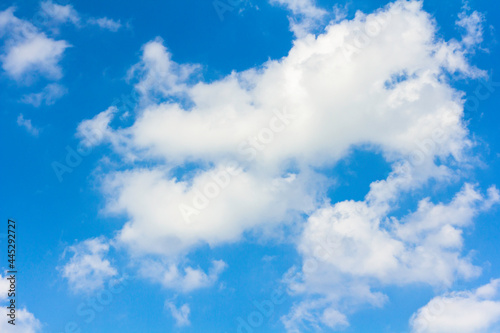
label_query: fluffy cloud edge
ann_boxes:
[410,279,500,333]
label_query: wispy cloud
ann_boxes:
[165,302,191,327]
[87,17,122,32]
[40,0,80,25]
[456,5,485,49]
[17,114,40,136]
[37,1,123,32]
[21,83,67,107]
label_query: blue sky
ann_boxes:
[1,0,500,332]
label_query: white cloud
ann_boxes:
[0,272,9,302]
[40,0,80,25]
[60,237,118,294]
[76,0,490,261]
[76,106,118,147]
[37,2,122,32]
[410,279,500,333]
[269,0,326,18]
[0,308,42,333]
[0,7,70,81]
[0,273,42,333]
[280,167,499,330]
[456,5,485,49]
[139,259,227,292]
[127,37,200,102]
[101,165,319,256]
[17,114,40,136]
[269,0,327,37]
[87,17,122,32]
[165,302,191,326]
[74,6,499,326]
[321,307,349,329]
[21,83,67,106]
[2,35,68,79]
[282,300,349,332]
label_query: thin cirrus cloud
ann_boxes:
[70,0,499,330]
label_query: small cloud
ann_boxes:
[21,83,67,107]
[410,279,500,333]
[456,6,485,49]
[262,255,277,262]
[40,0,80,25]
[88,17,122,32]
[165,302,191,327]
[38,2,126,33]
[140,260,227,293]
[17,114,40,136]
[0,8,70,82]
[60,237,118,294]
[0,307,42,332]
